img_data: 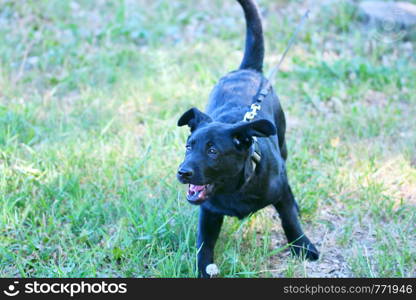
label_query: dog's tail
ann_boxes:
[237,0,264,72]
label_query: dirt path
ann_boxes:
[266,207,353,277]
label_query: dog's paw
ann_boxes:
[206,264,220,278]
[291,241,319,261]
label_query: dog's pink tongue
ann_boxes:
[188,185,207,199]
[189,185,205,193]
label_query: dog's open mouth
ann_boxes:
[186,184,212,204]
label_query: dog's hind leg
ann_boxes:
[273,185,319,261]
[197,207,224,278]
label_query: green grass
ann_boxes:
[0,0,415,277]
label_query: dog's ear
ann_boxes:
[177,107,212,132]
[231,119,276,147]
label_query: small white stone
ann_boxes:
[206,264,220,277]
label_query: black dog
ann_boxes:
[177,0,319,278]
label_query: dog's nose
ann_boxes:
[177,168,193,179]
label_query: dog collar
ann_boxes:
[250,137,261,171]
[241,137,261,188]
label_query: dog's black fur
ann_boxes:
[177,0,319,278]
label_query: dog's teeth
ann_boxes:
[187,184,209,203]
[199,189,207,199]
[190,185,205,192]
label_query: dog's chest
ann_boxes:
[202,192,266,219]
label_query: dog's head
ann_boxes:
[177,107,276,205]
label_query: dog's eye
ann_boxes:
[207,148,217,155]
[185,145,192,152]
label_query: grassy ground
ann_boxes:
[0,0,415,277]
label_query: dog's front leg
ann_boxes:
[197,207,224,278]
